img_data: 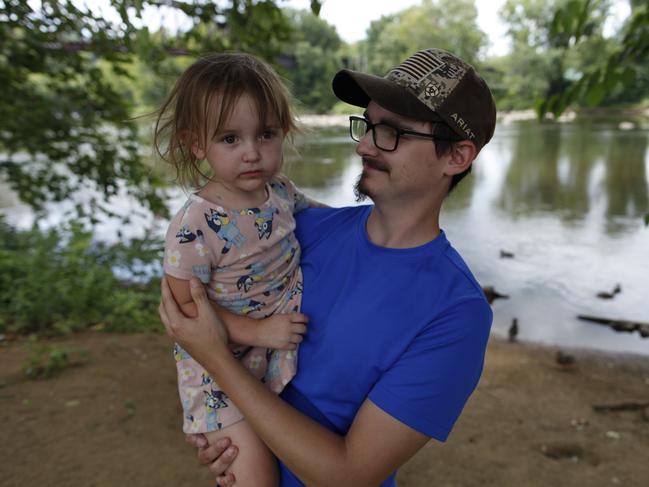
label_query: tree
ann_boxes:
[359,0,487,76]
[496,0,612,110]
[283,9,343,113]
[536,0,649,226]
[0,0,321,222]
[538,0,649,117]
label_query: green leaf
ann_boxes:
[310,1,322,16]
[552,94,569,118]
[534,98,548,119]
[584,84,605,106]
[621,67,636,85]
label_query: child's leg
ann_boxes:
[205,420,278,487]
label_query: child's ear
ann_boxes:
[180,130,205,160]
[444,140,476,176]
[191,141,206,160]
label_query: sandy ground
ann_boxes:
[1,332,648,487]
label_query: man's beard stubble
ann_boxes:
[354,157,389,202]
[354,173,369,202]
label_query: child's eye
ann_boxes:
[260,129,278,141]
[221,134,237,144]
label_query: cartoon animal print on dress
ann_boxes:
[236,261,266,293]
[270,180,289,200]
[241,207,280,240]
[222,297,265,315]
[287,280,303,303]
[204,208,246,254]
[278,235,298,264]
[264,274,291,296]
[204,389,228,431]
[204,389,229,410]
[176,226,203,244]
[173,343,191,362]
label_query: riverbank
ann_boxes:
[297,106,649,128]
[1,332,648,487]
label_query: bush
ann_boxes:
[0,217,164,335]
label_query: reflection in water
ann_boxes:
[604,131,648,234]
[285,130,352,188]
[1,121,648,355]
[502,123,563,214]
[498,122,649,235]
[498,124,590,218]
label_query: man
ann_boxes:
[160,48,496,486]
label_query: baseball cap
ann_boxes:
[332,48,496,151]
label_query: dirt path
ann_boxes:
[2,333,648,487]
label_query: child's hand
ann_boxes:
[255,312,308,350]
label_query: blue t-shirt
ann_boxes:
[278,206,492,486]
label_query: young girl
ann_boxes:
[156,52,314,486]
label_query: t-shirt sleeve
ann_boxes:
[163,202,215,284]
[275,174,309,213]
[368,298,492,442]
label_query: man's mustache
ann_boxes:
[362,157,390,173]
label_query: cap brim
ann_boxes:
[332,69,442,122]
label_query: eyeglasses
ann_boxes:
[349,116,457,152]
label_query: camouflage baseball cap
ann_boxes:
[332,48,496,151]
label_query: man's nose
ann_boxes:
[355,129,378,157]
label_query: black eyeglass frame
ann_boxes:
[348,115,459,152]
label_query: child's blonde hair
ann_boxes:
[154,52,297,188]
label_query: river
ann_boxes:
[2,118,648,355]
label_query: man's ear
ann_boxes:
[444,140,476,176]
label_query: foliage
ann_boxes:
[22,339,88,379]
[538,0,649,117]
[0,0,168,220]
[0,0,322,221]
[533,0,649,225]
[494,0,613,111]
[358,0,487,76]
[284,9,343,113]
[0,216,163,335]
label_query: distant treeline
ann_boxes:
[1,0,647,220]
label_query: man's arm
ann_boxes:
[161,277,429,487]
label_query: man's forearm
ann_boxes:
[202,346,367,487]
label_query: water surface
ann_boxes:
[2,120,648,355]
[284,120,649,356]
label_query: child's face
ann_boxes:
[193,92,284,198]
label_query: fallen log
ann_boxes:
[577,315,649,338]
[592,401,649,413]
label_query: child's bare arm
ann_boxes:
[166,275,256,344]
[165,274,199,317]
[165,275,307,349]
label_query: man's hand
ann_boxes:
[255,312,308,350]
[186,434,239,486]
[160,277,229,365]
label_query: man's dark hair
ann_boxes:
[431,123,470,194]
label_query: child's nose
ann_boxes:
[242,140,261,162]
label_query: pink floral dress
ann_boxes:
[164,175,307,433]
